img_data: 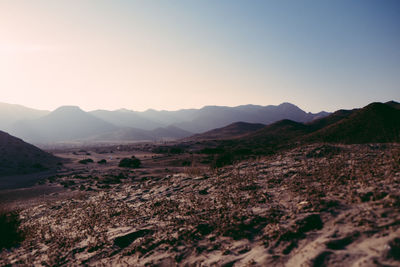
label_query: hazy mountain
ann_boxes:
[89,127,153,142]
[174,103,328,133]
[0,130,59,177]
[310,111,331,121]
[90,103,328,134]
[187,122,266,141]
[0,102,49,132]
[6,105,193,143]
[140,108,199,126]
[151,125,193,139]
[9,106,117,143]
[218,101,400,155]
[89,125,192,142]
[0,102,329,143]
[90,109,162,130]
[245,101,400,144]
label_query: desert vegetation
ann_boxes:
[118,156,141,168]
[1,101,399,265]
[0,0,398,264]
[79,158,94,164]
[1,143,399,266]
[0,208,24,250]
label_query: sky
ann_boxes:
[0,0,399,113]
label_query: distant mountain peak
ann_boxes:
[277,102,302,110]
[52,105,84,113]
[278,102,298,107]
[364,102,393,112]
[384,100,400,110]
[116,108,132,113]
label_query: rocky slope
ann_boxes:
[187,122,266,141]
[1,143,399,266]
[305,102,400,143]
[205,101,400,158]
[0,131,59,177]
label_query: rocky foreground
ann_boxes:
[1,143,400,266]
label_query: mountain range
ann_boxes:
[0,103,49,130]
[0,100,398,180]
[0,102,328,144]
[200,101,400,157]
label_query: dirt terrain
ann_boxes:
[1,143,400,266]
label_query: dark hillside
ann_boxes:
[0,131,59,177]
[187,122,265,141]
[201,101,400,166]
[306,109,355,131]
[305,103,400,143]
[385,100,400,110]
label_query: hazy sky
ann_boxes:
[0,0,399,112]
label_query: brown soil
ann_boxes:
[1,143,399,266]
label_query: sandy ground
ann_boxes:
[1,143,400,266]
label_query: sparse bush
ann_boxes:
[385,238,400,260]
[152,146,184,154]
[184,166,206,177]
[118,156,141,168]
[2,143,399,265]
[169,147,184,154]
[211,152,235,168]
[61,180,75,188]
[0,209,24,249]
[97,159,107,164]
[201,147,225,154]
[79,158,94,164]
[181,160,191,166]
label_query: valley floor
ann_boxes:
[1,143,400,266]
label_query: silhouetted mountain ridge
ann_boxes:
[187,122,266,141]
[210,101,400,156]
[2,102,329,143]
[0,131,59,177]
[174,102,325,133]
[305,102,400,143]
[196,101,399,164]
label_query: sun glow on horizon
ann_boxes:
[0,1,399,113]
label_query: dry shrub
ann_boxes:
[0,207,24,249]
[183,166,206,177]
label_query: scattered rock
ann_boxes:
[312,251,333,267]
[385,237,400,261]
[296,213,323,233]
[114,229,154,249]
[325,231,360,250]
